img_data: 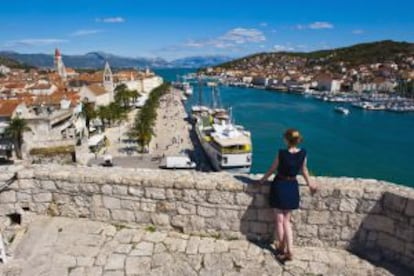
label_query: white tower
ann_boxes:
[54,48,67,81]
[103,61,114,100]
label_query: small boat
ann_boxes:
[334,106,350,115]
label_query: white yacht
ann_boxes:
[191,85,252,173]
[183,82,193,96]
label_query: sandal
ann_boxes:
[272,241,286,255]
[277,252,293,263]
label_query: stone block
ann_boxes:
[40,180,56,190]
[347,214,365,228]
[318,225,341,241]
[128,186,144,197]
[141,201,156,212]
[307,211,330,225]
[151,213,170,226]
[383,192,407,213]
[235,193,253,206]
[111,209,135,222]
[112,185,128,195]
[177,202,196,215]
[377,232,405,254]
[145,188,166,200]
[134,212,151,223]
[165,189,183,200]
[253,194,267,208]
[329,211,349,226]
[16,192,31,202]
[0,190,16,203]
[356,199,382,214]
[104,253,126,270]
[126,256,151,275]
[182,189,206,202]
[33,192,52,203]
[250,222,268,234]
[339,198,359,212]
[362,215,394,234]
[131,241,154,256]
[186,236,201,254]
[102,196,121,209]
[93,208,111,221]
[257,208,273,222]
[80,183,100,193]
[198,237,216,254]
[207,191,234,205]
[296,224,318,238]
[18,179,35,189]
[197,206,216,217]
[194,176,217,190]
[404,198,414,217]
[121,199,139,210]
[217,209,239,220]
[188,215,205,230]
[156,201,176,212]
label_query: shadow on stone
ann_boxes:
[348,192,414,275]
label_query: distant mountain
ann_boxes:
[0,54,34,69]
[216,40,414,70]
[170,56,232,68]
[0,51,231,69]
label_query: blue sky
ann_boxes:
[0,0,413,60]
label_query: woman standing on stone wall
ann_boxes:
[258,128,317,262]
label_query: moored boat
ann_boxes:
[191,84,252,173]
[334,106,350,115]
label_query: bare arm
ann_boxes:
[258,154,279,184]
[302,157,317,192]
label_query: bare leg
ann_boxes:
[283,211,293,255]
[274,209,285,251]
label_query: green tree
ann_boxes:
[81,101,97,136]
[5,117,31,159]
[129,83,169,152]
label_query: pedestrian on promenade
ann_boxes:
[257,129,317,262]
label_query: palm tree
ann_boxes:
[81,101,97,135]
[5,117,31,159]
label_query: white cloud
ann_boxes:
[273,44,295,52]
[352,29,364,35]
[70,29,103,37]
[5,38,68,47]
[296,21,334,30]
[183,27,266,49]
[260,22,268,27]
[96,17,125,23]
[220,28,266,44]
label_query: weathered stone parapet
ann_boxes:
[0,164,413,272]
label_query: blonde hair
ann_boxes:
[284,128,303,147]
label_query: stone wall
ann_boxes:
[0,165,413,271]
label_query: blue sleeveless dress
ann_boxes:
[269,149,307,210]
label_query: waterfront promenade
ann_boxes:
[88,87,199,170]
[149,88,193,157]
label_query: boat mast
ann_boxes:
[197,75,203,105]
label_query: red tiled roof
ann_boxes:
[0,100,21,117]
[86,84,108,96]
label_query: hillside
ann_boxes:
[0,55,34,69]
[216,40,414,70]
[0,51,231,69]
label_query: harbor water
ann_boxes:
[155,69,414,187]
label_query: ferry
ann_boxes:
[191,84,252,173]
[334,106,350,115]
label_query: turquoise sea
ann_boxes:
[155,69,414,187]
